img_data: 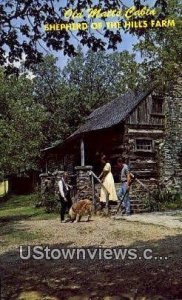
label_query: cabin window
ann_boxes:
[135,139,153,151]
[152,95,164,114]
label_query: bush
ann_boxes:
[43,194,58,213]
[145,187,182,212]
[143,196,160,212]
[33,184,59,213]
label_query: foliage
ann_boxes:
[145,187,182,211]
[62,48,141,128]
[152,188,181,203]
[134,0,182,86]
[1,0,181,175]
[31,50,141,146]
[43,195,59,213]
[0,172,4,182]
[31,55,67,144]
[0,0,169,75]
[143,196,160,212]
[0,48,142,174]
[0,69,46,174]
[40,181,59,213]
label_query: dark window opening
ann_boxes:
[135,139,153,151]
[152,95,164,114]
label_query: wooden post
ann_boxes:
[45,160,48,173]
[80,138,85,166]
[91,174,96,214]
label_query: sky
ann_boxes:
[54,33,140,69]
[42,0,157,68]
[49,0,156,68]
[4,0,157,70]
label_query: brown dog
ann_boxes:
[69,199,92,222]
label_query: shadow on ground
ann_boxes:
[0,215,41,245]
[0,234,182,300]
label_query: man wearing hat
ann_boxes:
[57,171,72,223]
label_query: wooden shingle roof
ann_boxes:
[42,87,154,152]
[68,88,153,139]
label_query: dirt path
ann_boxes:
[0,214,182,253]
[113,210,182,229]
[0,215,182,300]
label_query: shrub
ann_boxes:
[33,184,59,213]
[43,194,58,213]
[145,186,182,211]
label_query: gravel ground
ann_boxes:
[1,215,181,253]
[21,215,182,246]
[0,215,182,300]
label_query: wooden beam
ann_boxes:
[45,160,48,173]
[80,138,85,166]
[91,174,96,214]
[90,171,110,195]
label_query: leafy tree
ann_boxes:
[31,49,140,147]
[134,0,182,85]
[32,55,61,109]
[31,55,67,144]
[0,0,168,74]
[59,48,141,137]
[109,51,141,94]
[0,69,46,175]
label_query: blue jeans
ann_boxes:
[118,182,130,214]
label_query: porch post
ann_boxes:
[80,138,85,166]
[45,160,48,173]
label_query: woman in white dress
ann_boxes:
[99,155,118,205]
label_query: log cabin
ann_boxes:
[42,77,182,211]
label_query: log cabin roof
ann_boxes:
[68,88,153,140]
[42,87,154,152]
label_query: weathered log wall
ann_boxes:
[127,94,165,126]
[112,92,165,182]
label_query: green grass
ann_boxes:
[160,198,182,211]
[0,194,58,249]
[0,194,58,220]
[1,225,43,247]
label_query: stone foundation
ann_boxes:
[75,166,93,201]
[39,171,64,196]
[39,173,53,194]
[158,76,182,190]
